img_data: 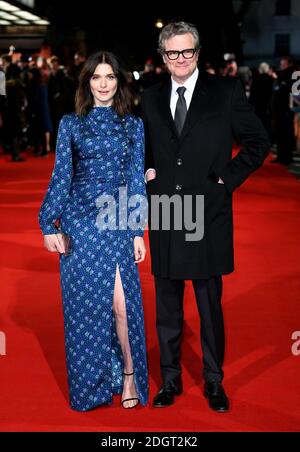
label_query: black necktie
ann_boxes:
[174,86,187,135]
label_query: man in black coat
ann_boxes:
[141,22,270,412]
[272,57,295,165]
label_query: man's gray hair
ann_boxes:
[259,62,270,74]
[158,21,201,52]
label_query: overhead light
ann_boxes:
[0,2,50,26]
[13,11,41,20]
[155,19,164,29]
[0,12,19,20]
[14,20,30,24]
[133,71,140,81]
[33,20,50,25]
[0,1,20,12]
[19,0,35,7]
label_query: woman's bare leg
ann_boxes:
[113,264,139,408]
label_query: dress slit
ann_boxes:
[112,261,141,402]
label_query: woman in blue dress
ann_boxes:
[38,51,148,412]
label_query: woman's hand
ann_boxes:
[134,237,146,264]
[43,233,66,254]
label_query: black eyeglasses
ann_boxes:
[163,48,197,60]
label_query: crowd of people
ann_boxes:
[0,51,85,162]
[206,56,300,165]
[0,49,299,166]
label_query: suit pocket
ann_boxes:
[205,177,227,195]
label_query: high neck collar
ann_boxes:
[93,105,113,109]
[91,105,113,112]
[88,105,120,121]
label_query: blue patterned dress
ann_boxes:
[38,106,149,411]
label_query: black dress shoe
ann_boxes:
[204,382,229,413]
[153,381,183,408]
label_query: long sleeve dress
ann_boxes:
[38,106,148,412]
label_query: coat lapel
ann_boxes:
[180,74,214,140]
[158,79,179,138]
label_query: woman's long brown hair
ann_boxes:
[75,51,133,117]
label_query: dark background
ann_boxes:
[34,0,253,68]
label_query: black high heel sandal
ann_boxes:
[121,372,140,409]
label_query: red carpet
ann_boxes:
[0,150,300,432]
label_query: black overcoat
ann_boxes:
[141,72,270,279]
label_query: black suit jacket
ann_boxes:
[141,72,270,279]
